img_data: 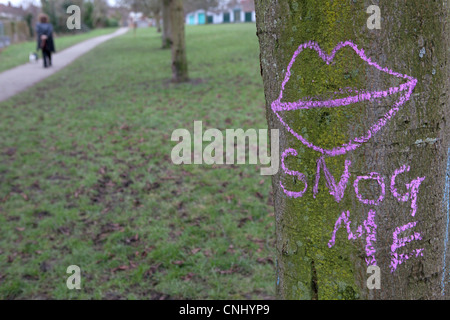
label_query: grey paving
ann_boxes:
[0,27,129,103]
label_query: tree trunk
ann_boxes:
[204,8,209,24]
[155,11,161,33]
[255,1,449,299]
[169,0,189,83]
[162,0,172,49]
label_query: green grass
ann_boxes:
[0,24,275,300]
[0,28,118,73]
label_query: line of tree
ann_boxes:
[40,0,121,33]
[123,0,189,83]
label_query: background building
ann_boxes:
[0,2,36,47]
[185,0,255,25]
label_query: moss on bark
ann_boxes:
[256,0,449,299]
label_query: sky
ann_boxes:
[0,0,118,6]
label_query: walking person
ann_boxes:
[36,14,55,68]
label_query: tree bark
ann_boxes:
[162,0,172,49]
[155,11,161,33]
[255,1,449,299]
[169,0,189,83]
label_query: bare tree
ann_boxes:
[92,0,109,27]
[121,0,188,82]
[152,2,162,32]
[169,0,188,82]
[41,0,83,32]
[121,0,161,32]
[161,0,172,49]
[256,1,450,299]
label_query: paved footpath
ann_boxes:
[0,27,129,103]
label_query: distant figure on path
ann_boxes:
[36,14,55,68]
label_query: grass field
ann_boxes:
[0,28,118,73]
[0,24,275,299]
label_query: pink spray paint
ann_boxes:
[354,172,385,206]
[328,210,377,266]
[313,156,351,203]
[274,41,424,272]
[390,221,424,272]
[271,40,417,157]
[390,165,426,216]
[280,148,307,198]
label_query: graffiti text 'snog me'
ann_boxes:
[273,41,424,273]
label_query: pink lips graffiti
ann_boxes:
[271,40,418,157]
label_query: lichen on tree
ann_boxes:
[256,0,450,299]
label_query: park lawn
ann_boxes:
[0,28,118,73]
[0,23,276,300]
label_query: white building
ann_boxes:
[185,0,256,25]
[129,12,151,28]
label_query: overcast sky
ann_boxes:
[0,0,118,6]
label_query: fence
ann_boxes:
[0,19,30,49]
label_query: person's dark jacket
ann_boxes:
[36,22,55,52]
